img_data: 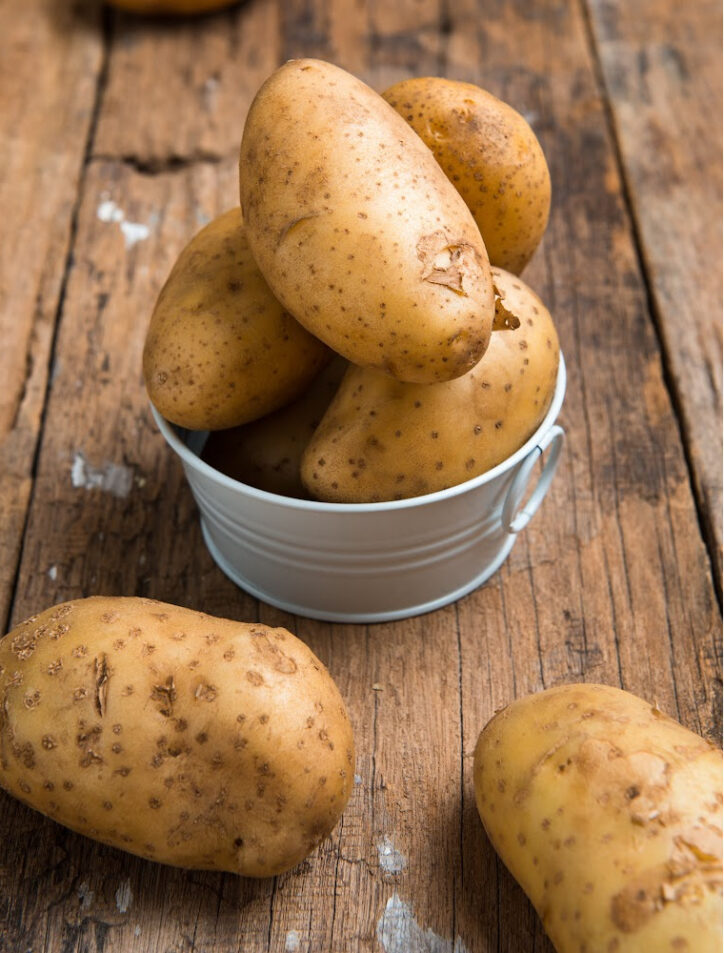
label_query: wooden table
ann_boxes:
[1,0,721,949]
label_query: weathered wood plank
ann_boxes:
[0,0,721,950]
[441,1,722,950]
[0,0,104,627]
[94,0,281,164]
[0,158,281,952]
[585,0,723,586]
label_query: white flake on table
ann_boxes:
[97,197,151,248]
[377,893,469,953]
[377,835,406,874]
[115,879,133,913]
[77,881,94,911]
[284,931,301,952]
[71,451,133,498]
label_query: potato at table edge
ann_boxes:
[383,77,551,275]
[0,597,354,877]
[239,59,495,385]
[143,207,331,431]
[474,683,723,953]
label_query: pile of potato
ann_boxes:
[2,60,719,952]
[143,59,559,502]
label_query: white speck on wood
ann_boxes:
[284,931,301,952]
[97,199,124,223]
[77,881,94,911]
[354,774,362,785]
[97,199,150,247]
[134,925,141,937]
[377,835,407,874]
[48,565,57,581]
[115,879,133,914]
[377,893,469,953]
[71,451,133,498]
[120,219,150,248]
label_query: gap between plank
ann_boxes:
[577,0,722,612]
[90,150,230,175]
[3,7,114,635]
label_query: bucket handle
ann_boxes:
[502,425,565,534]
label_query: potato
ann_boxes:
[300,267,559,502]
[143,207,331,431]
[239,59,496,384]
[382,78,551,275]
[0,597,354,877]
[474,683,723,953]
[202,356,347,498]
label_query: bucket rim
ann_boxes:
[151,351,567,514]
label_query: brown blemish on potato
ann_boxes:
[416,232,474,296]
[194,683,218,701]
[94,654,109,718]
[151,677,176,717]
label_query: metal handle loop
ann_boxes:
[502,425,565,534]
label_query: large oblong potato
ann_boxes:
[0,597,354,877]
[143,207,330,431]
[300,267,559,502]
[383,78,551,275]
[474,683,723,953]
[239,59,495,384]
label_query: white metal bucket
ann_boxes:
[152,355,566,623]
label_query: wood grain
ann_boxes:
[0,0,720,951]
[585,0,723,587]
[0,0,104,627]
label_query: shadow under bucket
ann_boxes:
[152,354,567,623]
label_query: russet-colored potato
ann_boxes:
[0,597,354,877]
[474,684,723,953]
[383,77,551,275]
[300,267,559,502]
[239,59,495,384]
[143,208,330,431]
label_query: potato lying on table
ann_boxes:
[143,207,331,431]
[300,266,559,502]
[0,597,354,877]
[474,683,723,953]
[383,77,551,275]
[202,356,347,498]
[239,59,495,384]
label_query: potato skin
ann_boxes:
[202,356,347,498]
[239,59,495,384]
[474,683,723,953]
[143,208,330,431]
[300,267,559,502]
[0,597,354,877]
[383,78,551,275]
